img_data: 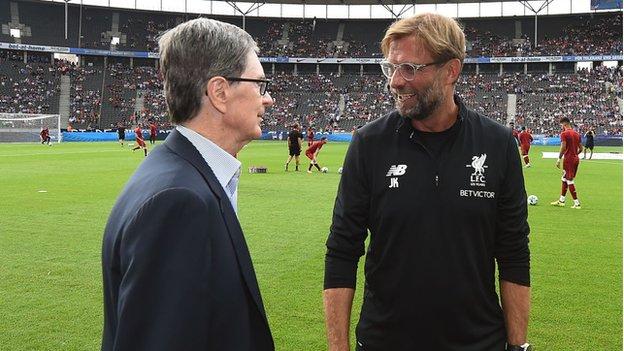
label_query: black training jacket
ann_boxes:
[325,97,530,351]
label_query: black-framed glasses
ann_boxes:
[380,60,446,81]
[225,77,271,96]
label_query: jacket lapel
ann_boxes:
[163,129,269,322]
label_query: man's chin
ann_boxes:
[398,107,430,121]
[252,128,263,140]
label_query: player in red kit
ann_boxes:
[149,121,158,145]
[40,126,51,146]
[306,127,315,146]
[518,127,533,168]
[551,117,583,209]
[131,124,148,157]
[305,137,327,173]
[510,122,520,149]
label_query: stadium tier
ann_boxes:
[0,0,621,136]
[0,50,60,115]
[0,0,621,57]
[1,48,622,135]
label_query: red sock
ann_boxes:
[569,184,577,200]
[524,156,530,164]
[561,181,568,197]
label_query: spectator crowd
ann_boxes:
[0,50,621,136]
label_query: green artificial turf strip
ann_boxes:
[0,141,621,350]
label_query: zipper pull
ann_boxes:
[435,175,439,187]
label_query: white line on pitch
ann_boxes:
[0,149,123,157]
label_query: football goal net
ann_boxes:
[0,113,61,143]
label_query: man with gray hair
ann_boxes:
[101,18,274,351]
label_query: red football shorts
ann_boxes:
[563,157,579,181]
[305,151,314,160]
[520,144,530,155]
[136,138,146,147]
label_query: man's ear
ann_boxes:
[206,76,228,114]
[446,58,463,85]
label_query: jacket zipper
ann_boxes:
[410,131,441,189]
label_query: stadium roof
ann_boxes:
[39,0,614,19]
[260,0,523,5]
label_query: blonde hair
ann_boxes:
[381,13,466,63]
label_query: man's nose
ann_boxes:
[389,70,406,91]
[263,91,274,107]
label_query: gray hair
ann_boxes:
[158,18,259,124]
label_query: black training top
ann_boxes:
[584,130,594,146]
[288,130,303,148]
[324,95,530,351]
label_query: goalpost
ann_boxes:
[0,113,62,143]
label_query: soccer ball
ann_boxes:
[527,195,538,206]
[338,167,343,174]
[321,167,328,173]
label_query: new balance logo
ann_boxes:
[386,164,407,177]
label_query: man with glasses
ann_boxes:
[324,13,531,351]
[102,18,275,351]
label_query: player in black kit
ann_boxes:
[117,123,126,147]
[285,124,303,171]
[583,127,595,160]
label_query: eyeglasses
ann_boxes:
[380,60,446,81]
[225,77,271,96]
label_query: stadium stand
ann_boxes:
[529,12,622,56]
[0,0,621,136]
[97,62,135,128]
[68,63,102,129]
[261,68,622,135]
[515,66,623,136]
[0,0,621,57]
[0,50,60,115]
[1,45,621,135]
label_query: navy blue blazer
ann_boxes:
[101,129,274,351]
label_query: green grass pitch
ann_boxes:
[0,140,621,350]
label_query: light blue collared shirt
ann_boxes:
[176,125,242,213]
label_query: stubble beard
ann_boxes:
[395,79,445,121]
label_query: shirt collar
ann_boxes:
[175,125,241,195]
